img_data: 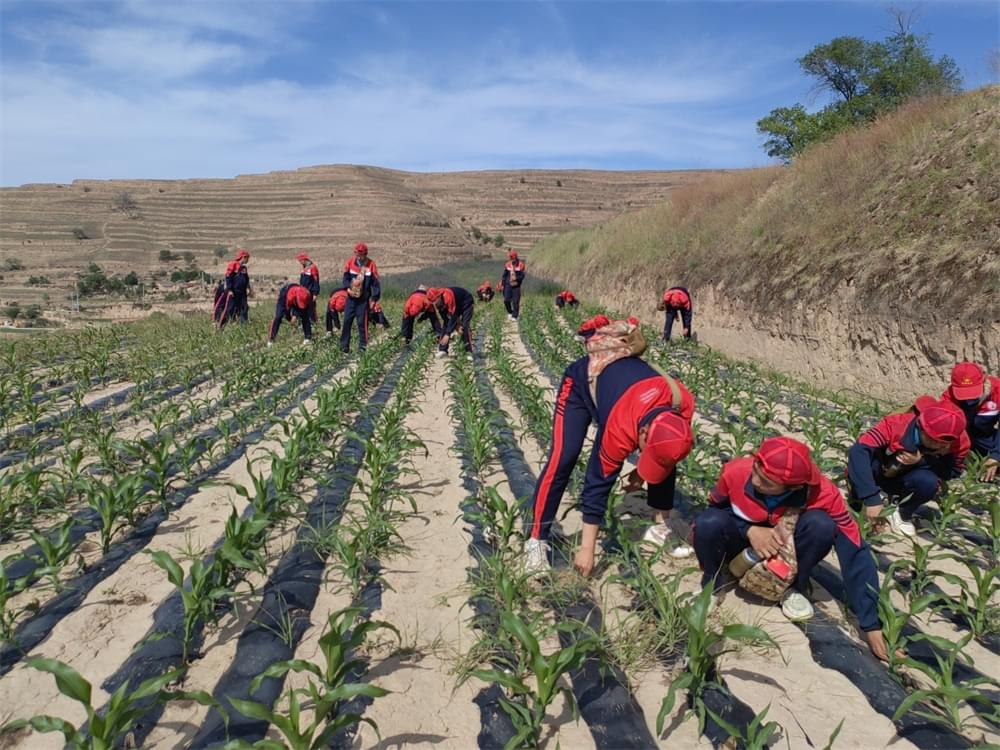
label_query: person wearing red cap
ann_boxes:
[296,253,320,323]
[427,286,474,358]
[657,286,692,342]
[554,290,579,310]
[523,325,696,576]
[476,280,495,303]
[693,437,889,658]
[400,285,442,345]
[941,362,999,482]
[215,249,252,329]
[847,396,970,537]
[325,287,349,335]
[501,249,526,321]
[268,283,314,346]
[340,242,381,353]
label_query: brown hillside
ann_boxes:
[0,165,719,316]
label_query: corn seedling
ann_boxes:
[705,702,782,750]
[27,516,79,592]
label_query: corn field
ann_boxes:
[0,294,996,750]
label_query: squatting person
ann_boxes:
[523,314,696,576]
[325,287,349,335]
[846,396,969,537]
[693,436,891,660]
[554,290,579,309]
[941,361,999,482]
[428,286,474,358]
[476,280,495,303]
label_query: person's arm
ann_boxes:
[834,533,880,633]
[370,265,381,301]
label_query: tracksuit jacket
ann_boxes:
[662,286,692,341]
[340,257,381,351]
[846,413,970,511]
[697,457,879,631]
[942,376,1000,461]
[215,262,251,326]
[529,356,694,540]
[299,264,320,321]
[326,288,349,332]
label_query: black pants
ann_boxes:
[401,311,441,343]
[663,306,692,341]
[504,286,521,318]
[269,293,311,342]
[340,296,369,352]
[440,303,474,353]
[325,308,342,332]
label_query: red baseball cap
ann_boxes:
[354,242,368,255]
[913,396,965,442]
[426,287,442,302]
[235,249,250,261]
[508,248,519,259]
[637,412,693,484]
[296,252,310,263]
[949,362,985,401]
[753,437,821,487]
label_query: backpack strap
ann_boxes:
[648,361,683,409]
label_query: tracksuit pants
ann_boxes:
[221,292,247,329]
[693,507,839,592]
[504,286,521,319]
[325,309,342,333]
[527,358,677,541]
[663,306,692,341]
[340,296,369,352]
[848,457,942,520]
[401,311,441,343]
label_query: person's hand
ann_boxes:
[747,526,783,559]
[865,629,905,663]
[895,450,922,466]
[622,469,644,493]
[865,502,887,532]
[982,458,998,483]
[439,334,450,346]
[574,547,595,577]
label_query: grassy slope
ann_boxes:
[531,87,1000,325]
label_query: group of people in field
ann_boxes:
[522,312,997,663]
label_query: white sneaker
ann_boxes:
[301,339,312,346]
[781,589,814,621]
[434,350,447,359]
[522,538,551,575]
[266,341,273,348]
[642,523,693,558]
[507,314,515,321]
[325,331,333,338]
[889,509,916,537]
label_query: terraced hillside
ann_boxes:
[0,166,719,318]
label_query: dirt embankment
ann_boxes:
[532,87,1000,402]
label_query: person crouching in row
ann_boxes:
[400,285,442,345]
[428,286,474,359]
[476,280,495,302]
[942,361,999,482]
[554,290,578,309]
[325,287,349,335]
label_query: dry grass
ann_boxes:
[533,86,1000,323]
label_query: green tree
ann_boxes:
[757,27,961,161]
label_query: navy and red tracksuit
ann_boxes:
[325,288,349,332]
[269,284,313,342]
[400,289,441,343]
[694,457,880,631]
[661,287,692,341]
[846,413,970,520]
[340,257,381,352]
[369,299,390,329]
[216,262,251,328]
[528,356,695,541]
[299,264,320,322]
[942,376,1000,462]
[434,287,474,353]
[477,283,494,302]
[554,291,578,309]
[502,260,526,318]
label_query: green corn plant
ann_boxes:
[609,549,692,660]
[893,539,945,600]
[28,516,79,591]
[892,633,1000,733]
[704,703,782,750]
[83,474,149,554]
[968,500,1000,567]
[148,550,229,663]
[935,558,999,639]
[467,485,524,558]
[0,657,220,750]
[656,584,778,737]
[472,609,599,750]
[874,576,943,678]
[124,435,177,509]
[0,556,32,642]
[216,507,271,584]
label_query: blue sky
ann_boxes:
[1,0,996,185]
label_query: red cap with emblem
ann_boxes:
[637,412,693,484]
[949,362,985,401]
[754,437,821,486]
[354,242,368,255]
[913,396,966,442]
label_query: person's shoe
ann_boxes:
[301,339,312,346]
[325,331,333,338]
[266,341,273,348]
[522,538,551,575]
[642,523,693,558]
[889,508,917,537]
[434,350,448,359]
[781,589,814,622]
[507,314,515,321]
[341,347,350,354]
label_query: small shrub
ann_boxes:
[112,190,139,217]
[556,179,562,187]
[72,227,89,240]
[213,245,227,259]
[519,176,526,184]
[170,269,200,283]
[471,226,482,240]
[164,290,191,302]
[493,234,504,247]
[123,271,139,286]
[2,258,24,272]
[3,303,20,320]
[158,250,179,263]
[182,251,195,264]
[27,276,51,286]
[24,305,42,321]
